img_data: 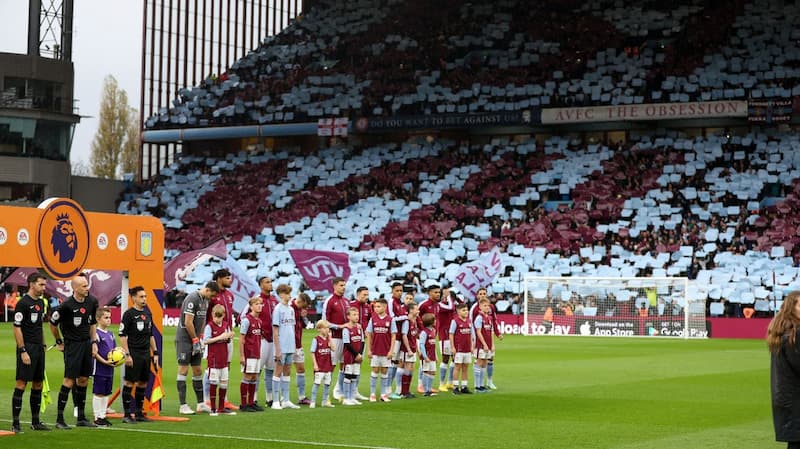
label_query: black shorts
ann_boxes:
[64,339,93,379]
[16,344,45,382]
[124,351,152,384]
[175,339,202,367]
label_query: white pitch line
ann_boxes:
[104,427,401,449]
[0,420,399,449]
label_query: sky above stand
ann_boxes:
[0,0,142,168]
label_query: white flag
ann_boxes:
[450,248,503,301]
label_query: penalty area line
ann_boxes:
[102,426,401,449]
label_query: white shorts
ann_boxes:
[370,355,392,368]
[208,367,229,385]
[314,372,332,385]
[332,338,344,365]
[260,340,275,370]
[439,339,452,356]
[293,348,305,364]
[421,360,436,372]
[475,348,493,360]
[243,358,261,374]
[400,351,417,363]
[391,341,402,362]
[454,352,472,364]
[343,363,361,376]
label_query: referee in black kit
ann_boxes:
[119,286,159,423]
[11,272,52,433]
[50,274,99,429]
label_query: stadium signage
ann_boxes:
[354,110,538,132]
[541,100,747,124]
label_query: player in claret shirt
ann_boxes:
[418,313,438,397]
[322,277,350,401]
[341,307,364,406]
[204,305,235,416]
[449,303,475,394]
[473,298,495,393]
[366,298,396,402]
[398,303,420,399]
[309,320,335,408]
[238,297,263,412]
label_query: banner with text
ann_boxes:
[541,100,747,124]
[354,110,539,133]
[289,249,351,292]
[748,99,793,124]
[450,248,504,302]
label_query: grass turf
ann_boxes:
[0,323,777,448]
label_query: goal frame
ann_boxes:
[522,276,705,339]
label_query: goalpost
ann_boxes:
[522,276,707,339]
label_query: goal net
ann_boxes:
[522,276,707,339]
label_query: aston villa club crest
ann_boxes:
[140,231,153,257]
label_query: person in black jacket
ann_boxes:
[768,291,800,448]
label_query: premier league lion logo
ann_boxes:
[51,213,78,263]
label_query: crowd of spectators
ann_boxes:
[145,0,800,130]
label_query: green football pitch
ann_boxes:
[0,324,777,448]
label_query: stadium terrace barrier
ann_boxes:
[496,314,766,339]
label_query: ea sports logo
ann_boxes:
[36,198,90,280]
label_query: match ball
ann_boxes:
[108,347,126,367]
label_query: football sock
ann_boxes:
[134,387,145,415]
[381,373,391,395]
[296,373,306,399]
[264,368,274,399]
[122,385,133,416]
[30,388,42,424]
[218,387,227,411]
[370,373,378,395]
[57,385,70,421]
[93,395,103,420]
[191,376,204,403]
[322,383,331,401]
[394,368,403,394]
[401,372,411,395]
[488,361,494,383]
[12,388,23,425]
[202,371,210,402]
[176,375,187,405]
[272,377,282,403]
[74,385,87,420]
[281,376,290,403]
[439,364,448,384]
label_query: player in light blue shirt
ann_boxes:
[271,284,298,409]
